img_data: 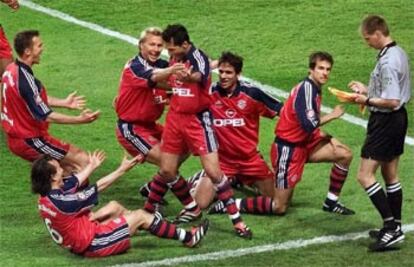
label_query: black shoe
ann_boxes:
[368,229,383,239]
[369,226,405,251]
[139,183,169,205]
[322,201,355,215]
[207,200,227,214]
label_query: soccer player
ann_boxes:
[188,52,283,219]
[0,0,19,79]
[144,24,251,238]
[348,15,410,251]
[271,51,354,216]
[32,151,209,257]
[1,30,99,172]
[114,27,186,202]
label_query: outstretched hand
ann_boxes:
[78,108,100,123]
[176,65,194,82]
[330,105,345,119]
[65,91,86,110]
[348,81,368,95]
[117,153,144,173]
[88,150,106,170]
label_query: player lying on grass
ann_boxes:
[31,151,209,257]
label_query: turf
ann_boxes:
[0,1,413,266]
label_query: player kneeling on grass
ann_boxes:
[270,51,354,216]
[31,151,208,257]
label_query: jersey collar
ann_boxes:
[216,81,241,97]
[305,77,321,93]
[378,41,397,59]
[16,59,34,75]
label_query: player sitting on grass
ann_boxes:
[31,151,208,257]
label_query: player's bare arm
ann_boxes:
[353,94,400,109]
[151,62,186,83]
[176,66,202,83]
[48,91,86,110]
[46,109,100,124]
[96,154,142,192]
[319,105,344,126]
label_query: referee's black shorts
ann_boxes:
[361,106,408,162]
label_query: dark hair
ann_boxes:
[361,15,389,36]
[309,51,334,69]
[218,51,243,74]
[31,155,56,196]
[14,30,40,57]
[162,24,190,46]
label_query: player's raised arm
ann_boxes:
[96,154,143,192]
[74,150,106,185]
[46,108,100,124]
[319,105,345,126]
[48,91,86,110]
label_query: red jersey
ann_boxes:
[115,54,169,123]
[211,81,282,159]
[0,25,13,60]
[1,60,51,138]
[168,45,211,114]
[38,175,99,254]
[275,77,322,144]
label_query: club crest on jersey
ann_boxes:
[225,109,236,118]
[34,94,43,105]
[237,100,247,109]
[306,109,315,120]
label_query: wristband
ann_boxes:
[365,97,371,106]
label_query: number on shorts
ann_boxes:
[44,218,63,244]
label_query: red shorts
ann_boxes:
[220,153,274,186]
[161,110,218,156]
[116,120,163,158]
[271,131,325,189]
[7,135,70,162]
[83,216,131,257]
[0,26,13,60]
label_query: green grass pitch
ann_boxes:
[0,1,413,266]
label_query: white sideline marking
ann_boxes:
[19,0,414,146]
[110,224,414,267]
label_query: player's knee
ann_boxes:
[194,195,211,210]
[273,202,288,215]
[343,148,353,164]
[129,209,149,227]
[108,200,122,211]
[159,168,177,181]
[356,169,374,187]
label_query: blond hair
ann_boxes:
[138,26,163,45]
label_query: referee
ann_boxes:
[348,15,411,251]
